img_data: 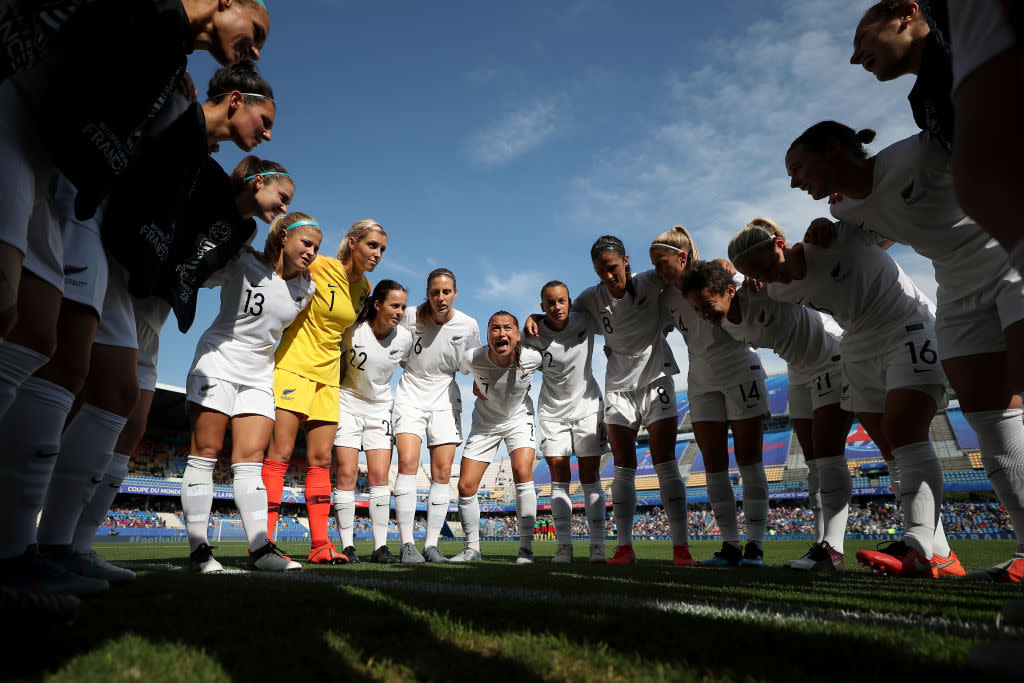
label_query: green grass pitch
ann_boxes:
[12,539,1023,681]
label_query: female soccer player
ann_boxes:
[181,212,319,573]
[728,216,948,578]
[526,236,687,566]
[451,312,543,563]
[262,220,385,565]
[332,280,414,564]
[393,268,480,563]
[788,121,1020,579]
[0,62,282,589]
[524,281,608,563]
[679,252,852,571]
[650,226,769,568]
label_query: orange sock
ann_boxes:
[305,466,332,548]
[262,459,288,540]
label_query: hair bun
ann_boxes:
[855,128,877,144]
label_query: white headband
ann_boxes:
[650,242,682,253]
[213,92,274,102]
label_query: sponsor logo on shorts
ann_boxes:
[451,335,463,341]
[354,344,365,348]
[905,323,924,332]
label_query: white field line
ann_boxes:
[121,560,1017,638]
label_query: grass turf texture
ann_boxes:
[8,539,1022,682]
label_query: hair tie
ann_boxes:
[244,171,289,182]
[650,242,683,253]
[286,219,319,231]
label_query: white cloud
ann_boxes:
[468,99,561,166]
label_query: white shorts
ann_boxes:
[462,414,536,464]
[393,403,462,447]
[539,410,607,460]
[950,0,1018,93]
[688,377,769,423]
[788,362,842,421]
[56,178,108,312]
[605,375,677,430]
[935,272,1024,360]
[93,264,138,350]
[335,398,393,451]
[186,374,275,420]
[0,82,60,290]
[134,297,170,392]
[840,337,949,414]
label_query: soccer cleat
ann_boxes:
[45,547,136,585]
[402,543,427,564]
[248,542,301,572]
[307,542,348,565]
[449,546,482,562]
[0,546,109,596]
[738,542,766,568]
[789,541,845,572]
[965,556,1024,583]
[516,547,535,564]
[932,549,965,576]
[0,585,80,624]
[420,545,447,564]
[607,545,637,565]
[341,545,360,564]
[673,544,697,567]
[370,545,398,564]
[699,542,742,567]
[187,543,225,574]
[589,543,607,564]
[856,540,936,578]
[551,544,573,564]
[784,545,814,569]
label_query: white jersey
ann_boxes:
[460,345,543,428]
[573,269,679,392]
[523,312,602,422]
[721,287,843,385]
[662,276,764,388]
[830,132,1010,303]
[188,251,316,388]
[766,224,936,363]
[395,306,480,411]
[339,321,414,408]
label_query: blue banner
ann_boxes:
[946,408,980,450]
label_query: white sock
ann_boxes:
[0,377,74,557]
[0,341,49,420]
[932,514,952,558]
[394,473,417,545]
[182,456,216,552]
[611,466,636,546]
[369,485,390,548]
[806,459,824,543]
[706,470,739,547]
[550,481,572,544]
[458,495,480,550]
[515,481,537,551]
[231,462,269,552]
[815,455,852,553]
[739,463,768,548]
[582,481,606,545]
[967,409,1024,547]
[333,488,355,549]
[654,460,688,546]
[893,441,941,557]
[72,452,130,553]
[887,459,902,504]
[37,404,125,546]
[425,479,449,548]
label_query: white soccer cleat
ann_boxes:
[516,547,535,564]
[551,543,573,564]
[68,550,137,585]
[248,542,301,572]
[589,543,607,564]
[449,546,482,562]
[187,543,224,574]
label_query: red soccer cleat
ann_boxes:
[673,544,697,567]
[607,545,637,565]
[307,542,349,565]
[932,549,965,576]
[856,541,936,578]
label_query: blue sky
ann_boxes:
[162,1,934,460]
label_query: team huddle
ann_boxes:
[1,0,1023,600]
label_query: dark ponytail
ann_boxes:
[789,121,876,160]
[356,279,407,326]
[230,156,291,196]
[206,61,274,105]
